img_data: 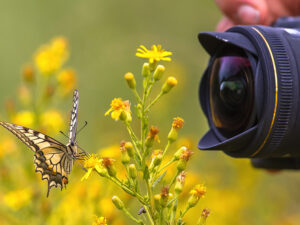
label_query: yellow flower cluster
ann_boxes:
[34,37,69,75]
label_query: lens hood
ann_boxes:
[198,24,300,159]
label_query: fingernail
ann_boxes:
[237,5,260,24]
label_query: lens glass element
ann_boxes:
[209,52,254,138]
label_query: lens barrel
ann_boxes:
[198,18,300,163]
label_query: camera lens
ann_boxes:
[209,50,254,138]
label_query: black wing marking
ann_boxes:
[69,89,79,145]
[0,121,73,197]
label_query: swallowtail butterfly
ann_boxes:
[0,89,86,196]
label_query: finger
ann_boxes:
[216,17,235,32]
[215,0,269,25]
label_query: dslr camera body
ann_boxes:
[198,17,300,169]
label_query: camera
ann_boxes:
[198,17,300,170]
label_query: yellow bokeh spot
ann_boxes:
[34,37,69,75]
[0,136,17,159]
[12,110,35,127]
[57,68,77,96]
[40,110,65,134]
[3,188,33,211]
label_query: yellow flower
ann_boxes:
[93,216,107,225]
[81,154,107,180]
[105,98,131,121]
[172,117,184,129]
[168,117,184,142]
[3,188,33,210]
[57,68,77,96]
[190,184,207,200]
[136,45,172,64]
[40,110,65,134]
[34,37,69,75]
[187,184,206,208]
[12,110,35,127]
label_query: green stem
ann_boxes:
[133,88,142,103]
[144,206,156,225]
[126,124,143,162]
[145,91,164,111]
[169,171,180,188]
[122,207,144,225]
[159,208,164,225]
[108,176,147,205]
[151,141,172,183]
[170,197,178,225]
[158,158,176,174]
[180,205,191,219]
[162,141,171,159]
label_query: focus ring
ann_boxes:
[262,30,293,153]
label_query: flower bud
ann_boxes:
[96,166,109,177]
[102,157,117,177]
[124,72,136,89]
[162,76,177,94]
[120,140,130,165]
[121,151,130,165]
[142,63,151,77]
[177,159,187,172]
[22,64,34,83]
[154,194,161,211]
[128,164,137,179]
[197,208,210,225]
[120,110,132,123]
[149,150,163,170]
[112,195,125,210]
[175,171,186,194]
[168,127,178,143]
[145,126,160,148]
[173,146,187,160]
[160,186,170,208]
[188,184,206,208]
[177,148,193,172]
[153,65,165,81]
[125,142,135,158]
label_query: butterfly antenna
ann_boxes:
[59,131,69,140]
[77,121,88,135]
[77,144,88,156]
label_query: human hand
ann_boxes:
[215,0,300,31]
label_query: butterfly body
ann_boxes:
[0,90,85,197]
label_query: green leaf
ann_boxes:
[171,199,178,222]
[135,153,142,168]
[143,165,150,180]
[152,171,166,188]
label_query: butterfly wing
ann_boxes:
[0,121,73,197]
[69,89,79,145]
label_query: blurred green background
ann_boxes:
[0,0,300,225]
